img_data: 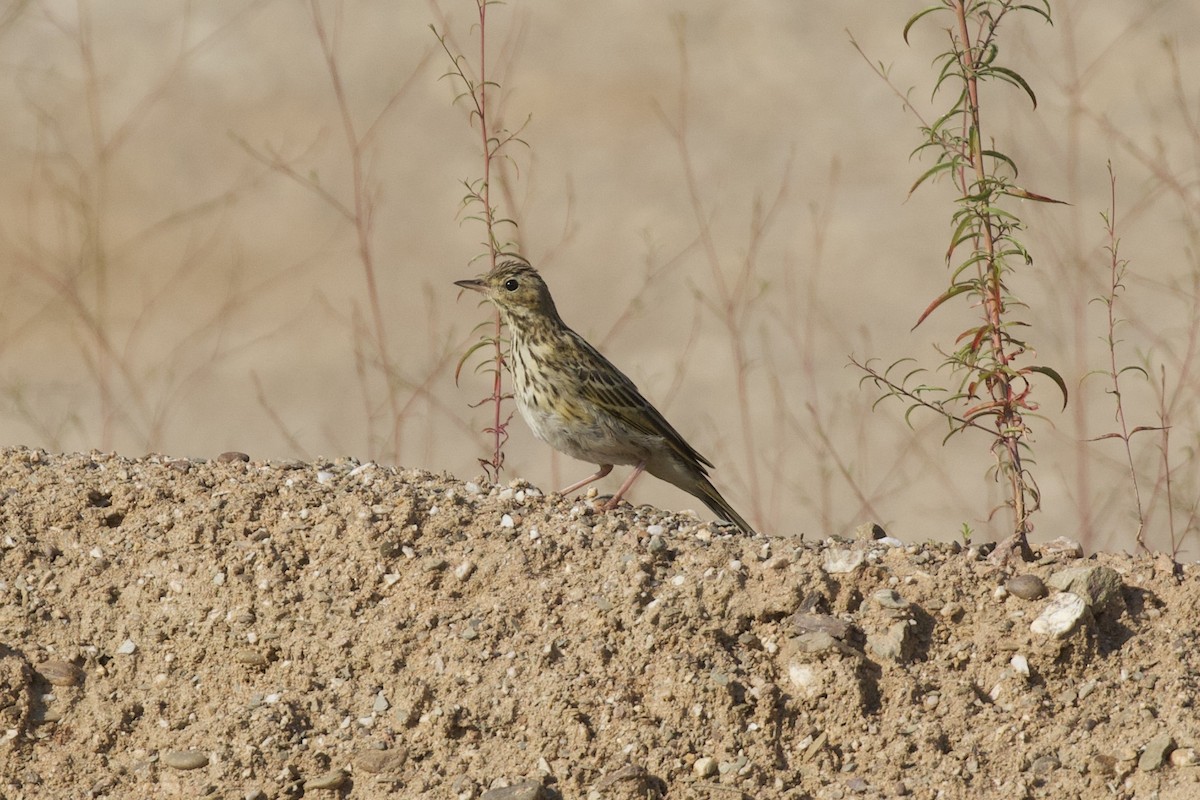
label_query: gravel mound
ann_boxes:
[1,448,1197,799]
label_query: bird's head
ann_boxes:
[454,259,562,327]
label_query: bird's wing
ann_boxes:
[570,330,715,472]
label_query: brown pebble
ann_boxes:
[232,649,269,668]
[355,747,409,774]
[304,769,347,790]
[162,750,209,770]
[1005,574,1047,600]
[217,451,250,463]
[35,660,84,687]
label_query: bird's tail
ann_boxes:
[690,476,756,535]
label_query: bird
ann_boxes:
[455,257,755,534]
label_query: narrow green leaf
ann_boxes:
[1003,185,1069,204]
[1028,365,1069,410]
[909,161,956,196]
[990,66,1038,108]
[913,282,975,330]
[903,6,943,43]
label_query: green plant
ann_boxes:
[435,0,529,481]
[1084,163,1164,555]
[851,0,1065,564]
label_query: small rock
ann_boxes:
[1005,574,1047,600]
[304,769,347,790]
[35,660,84,687]
[1047,566,1124,613]
[480,780,550,800]
[846,776,869,793]
[867,621,911,662]
[871,588,910,611]
[940,602,964,621]
[1030,593,1086,638]
[1041,537,1083,559]
[854,522,887,541]
[116,639,137,656]
[823,548,865,574]
[793,614,850,640]
[162,750,209,770]
[693,756,718,778]
[217,451,250,463]
[793,632,841,655]
[1139,732,1175,772]
[1030,754,1060,775]
[232,649,269,667]
[1010,654,1030,679]
[1170,747,1198,767]
[593,763,663,796]
[454,560,476,581]
[355,747,408,774]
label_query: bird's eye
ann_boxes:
[503,278,519,291]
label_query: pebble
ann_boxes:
[871,588,910,611]
[1047,566,1123,613]
[36,660,84,687]
[216,451,250,463]
[1170,747,1198,767]
[355,747,409,774]
[232,649,269,667]
[373,692,390,713]
[1139,732,1175,772]
[793,632,840,655]
[823,548,864,574]
[480,780,549,800]
[855,522,886,540]
[868,622,910,662]
[162,750,209,770]
[1010,654,1030,679]
[1041,537,1084,559]
[593,764,656,795]
[304,769,347,790]
[1030,754,1060,775]
[116,639,137,655]
[779,611,827,641]
[1005,574,1047,600]
[1030,593,1086,638]
[454,560,477,581]
[940,602,964,621]
[693,756,718,778]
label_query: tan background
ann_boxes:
[0,0,1197,554]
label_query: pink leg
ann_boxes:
[601,461,647,511]
[559,464,613,496]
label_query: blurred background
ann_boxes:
[0,0,1197,555]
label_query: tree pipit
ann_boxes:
[455,258,755,534]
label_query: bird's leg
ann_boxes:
[601,461,647,511]
[558,464,613,496]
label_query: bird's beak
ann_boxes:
[454,278,486,293]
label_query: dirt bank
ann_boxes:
[0,448,1196,799]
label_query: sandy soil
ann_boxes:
[0,447,1197,799]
